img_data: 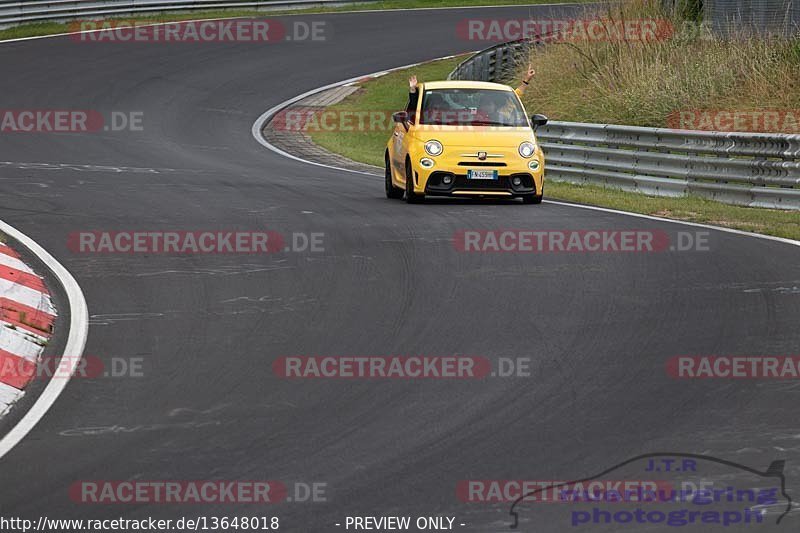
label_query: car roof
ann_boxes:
[421,80,513,91]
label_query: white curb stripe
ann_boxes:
[0,382,23,416]
[0,279,56,315]
[0,252,34,274]
[0,325,46,362]
[0,321,49,344]
[0,221,88,460]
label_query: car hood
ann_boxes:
[410,125,535,148]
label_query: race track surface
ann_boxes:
[0,4,799,531]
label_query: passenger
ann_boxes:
[422,92,448,124]
[406,63,536,124]
[407,63,535,110]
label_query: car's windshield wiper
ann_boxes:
[469,120,512,126]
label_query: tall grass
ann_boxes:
[520,0,800,128]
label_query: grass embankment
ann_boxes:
[546,182,800,240]
[306,29,800,240]
[519,0,800,129]
[518,0,799,238]
[309,56,464,166]
[0,0,589,42]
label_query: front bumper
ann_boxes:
[421,170,542,198]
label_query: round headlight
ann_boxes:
[519,142,535,158]
[528,160,541,171]
[420,157,435,169]
[424,140,443,156]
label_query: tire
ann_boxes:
[385,153,403,199]
[522,188,543,204]
[405,159,424,204]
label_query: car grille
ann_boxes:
[426,172,535,194]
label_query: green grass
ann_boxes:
[547,182,800,240]
[307,57,800,241]
[518,0,800,130]
[0,1,590,42]
[309,56,464,167]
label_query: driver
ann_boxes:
[475,91,514,123]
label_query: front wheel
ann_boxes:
[522,190,543,204]
[385,154,403,199]
[405,159,424,204]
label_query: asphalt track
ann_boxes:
[0,4,799,532]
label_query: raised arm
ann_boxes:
[407,75,420,117]
[515,64,536,96]
[409,75,418,94]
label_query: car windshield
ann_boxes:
[419,88,528,127]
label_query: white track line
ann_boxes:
[544,200,800,247]
[251,55,463,177]
[0,15,252,44]
[0,221,88,460]
[0,3,579,45]
[251,63,800,249]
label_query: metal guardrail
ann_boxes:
[538,122,800,210]
[0,0,378,27]
[704,0,800,37]
[450,41,800,210]
[661,0,800,36]
[448,39,532,83]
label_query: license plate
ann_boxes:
[467,169,498,180]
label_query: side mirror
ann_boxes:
[393,111,409,123]
[531,114,548,130]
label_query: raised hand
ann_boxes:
[524,64,536,82]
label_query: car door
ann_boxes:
[392,87,420,185]
[391,120,406,183]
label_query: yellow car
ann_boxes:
[385,80,547,204]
